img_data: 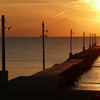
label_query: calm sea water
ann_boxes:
[0,37,100,91]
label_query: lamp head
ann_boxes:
[8,27,11,31]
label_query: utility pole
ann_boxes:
[0,15,8,86]
[69,29,73,58]
[2,15,5,71]
[89,33,91,48]
[83,32,85,51]
[92,33,93,47]
[95,34,97,46]
[94,34,96,46]
[42,22,45,70]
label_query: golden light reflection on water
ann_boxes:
[92,56,100,67]
[72,56,100,91]
[72,81,100,91]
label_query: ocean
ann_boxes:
[0,37,100,91]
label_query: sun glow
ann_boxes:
[96,1,100,9]
[92,0,100,10]
[82,0,100,11]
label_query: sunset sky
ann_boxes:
[0,0,100,37]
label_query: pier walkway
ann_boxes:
[1,46,100,100]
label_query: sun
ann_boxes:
[93,0,100,10]
[87,0,100,10]
[97,1,100,9]
[83,0,100,11]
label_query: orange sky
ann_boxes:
[0,0,100,37]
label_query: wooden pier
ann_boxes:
[1,46,100,100]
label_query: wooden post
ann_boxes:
[94,34,96,46]
[83,32,85,51]
[0,15,8,86]
[2,15,5,71]
[42,22,45,70]
[89,33,91,48]
[95,34,97,46]
[69,29,73,58]
[92,33,93,47]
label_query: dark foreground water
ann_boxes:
[0,37,100,91]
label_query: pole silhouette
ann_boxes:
[69,29,73,58]
[83,32,85,51]
[2,15,5,71]
[89,33,91,48]
[42,22,45,70]
[92,33,94,47]
[94,34,96,46]
[95,34,96,46]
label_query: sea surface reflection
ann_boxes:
[72,56,100,91]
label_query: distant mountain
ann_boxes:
[48,18,84,37]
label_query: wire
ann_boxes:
[5,21,41,31]
[4,20,57,37]
[44,26,54,37]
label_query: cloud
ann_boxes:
[0,0,51,3]
[0,0,84,4]
[70,0,93,8]
[52,11,66,18]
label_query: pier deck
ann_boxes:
[33,59,83,76]
[1,46,100,100]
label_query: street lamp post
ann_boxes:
[89,33,91,48]
[94,34,96,46]
[42,22,45,70]
[83,32,85,51]
[95,34,97,46]
[2,15,6,71]
[0,15,8,86]
[92,33,94,47]
[69,29,73,58]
